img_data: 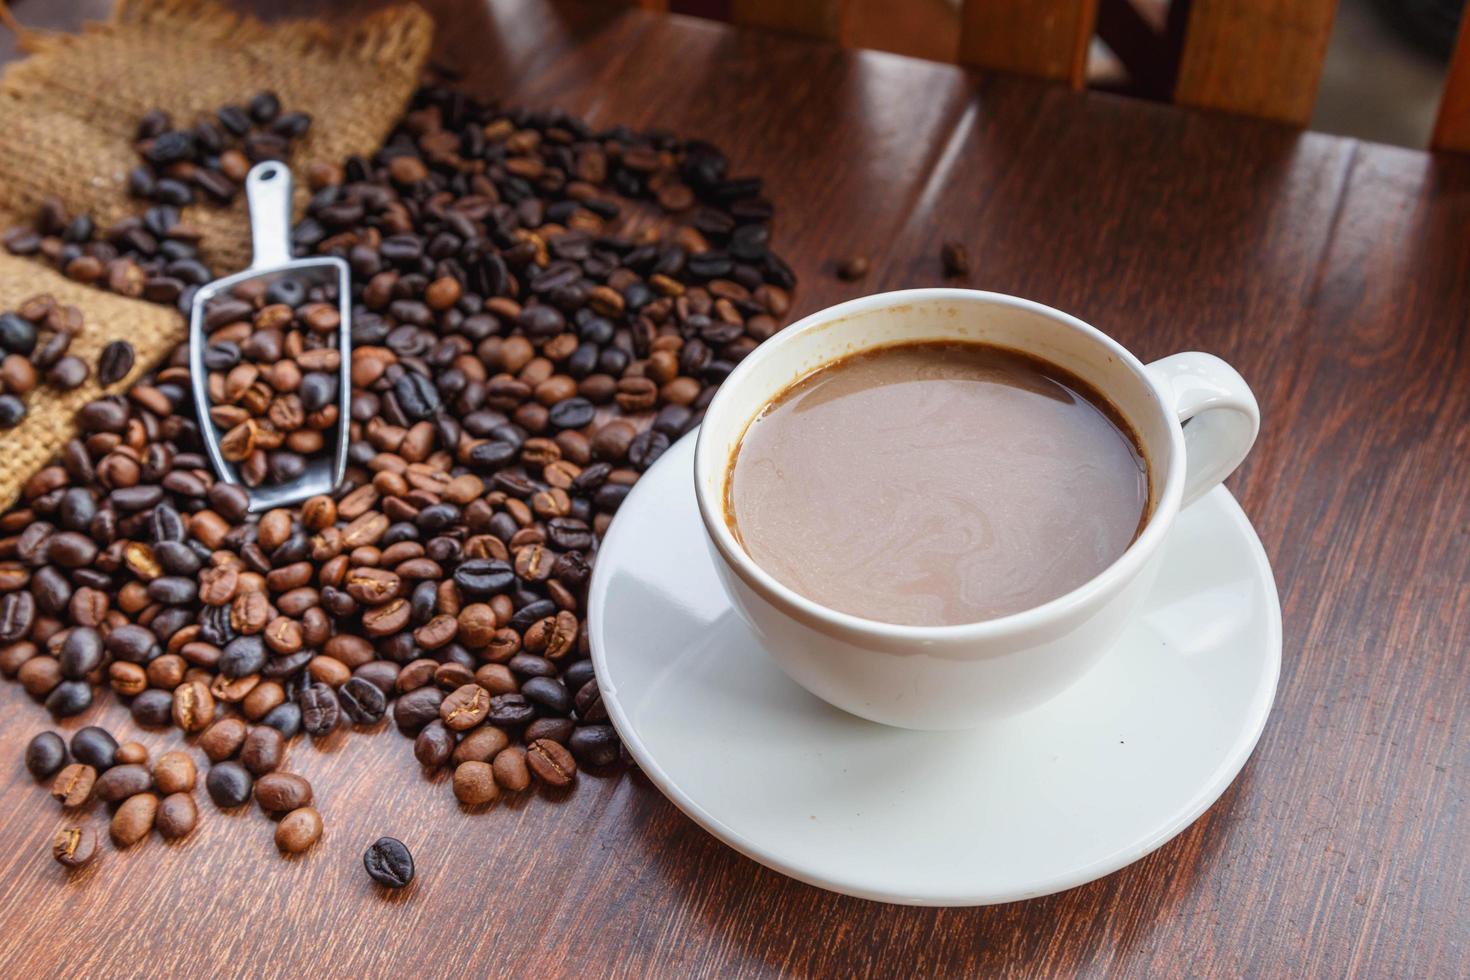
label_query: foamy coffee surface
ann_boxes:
[727,342,1148,626]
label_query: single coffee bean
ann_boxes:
[940,239,970,278]
[206,760,253,808]
[485,692,536,727]
[172,679,215,732]
[255,772,313,816]
[152,750,197,794]
[52,825,98,868]
[452,760,498,805]
[199,716,248,761]
[337,676,387,724]
[525,717,574,745]
[440,683,490,731]
[51,762,96,807]
[393,685,443,734]
[275,805,323,853]
[300,682,341,736]
[526,738,577,787]
[491,746,530,792]
[414,720,454,769]
[569,725,621,767]
[95,764,154,803]
[69,725,117,770]
[25,731,68,779]
[58,627,104,679]
[98,340,136,385]
[261,700,303,738]
[157,792,198,839]
[115,741,148,766]
[131,688,174,727]
[452,725,509,765]
[110,792,158,847]
[240,725,284,775]
[46,679,93,717]
[364,836,414,888]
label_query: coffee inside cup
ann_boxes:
[724,340,1151,626]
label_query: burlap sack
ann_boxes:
[0,0,434,511]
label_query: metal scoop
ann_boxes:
[189,161,352,513]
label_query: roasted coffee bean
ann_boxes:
[157,792,198,839]
[131,688,175,727]
[525,717,574,745]
[364,836,414,888]
[261,700,303,738]
[338,676,387,724]
[51,762,96,807]
[300,682,340,736]
[52,825,98,867]
[240,725,285,775]
[452,725,509,765]
[275,805,323,853]
[393,685,443,733]
[569,724,621,767]
[526,738,577,787]
[414,720,454,768]
[46,680,93,717]
[59,627,104,679]
[520,675,572,715]
[172,680,215,732]
[440,683,490,731]
[255,772,313,816]
[491,746,530,792]
[95,764,154,803]
[453,759,498,805]
[941,240,970,278]
[115,741,148,766]
[110,792,159,846]
[153,750,197,794]
[200,716,248,761]
[206,760,253,808]
[25,731,68,780]
[98,340,136,385]
[486,692,536,727]
[70,725,118,770]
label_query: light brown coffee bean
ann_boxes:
[452,761,498,805]
[156,792,198,839]
[52,825,97,867]
[115,741,148,766]
[172,679,215,732]
[95,764,154,803]
[255,772,313,816]
[152,751,197,794]
[452,725,509,765]
[274,806,323,853]
[491,746,530,792]
[199,716,248,761]
[110,792,158,847]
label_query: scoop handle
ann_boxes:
[246,161,294,270]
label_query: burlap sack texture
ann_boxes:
[0,0,433,511]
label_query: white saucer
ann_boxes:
[589,431,1280,906]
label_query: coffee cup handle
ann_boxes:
[1144,352,1260,508]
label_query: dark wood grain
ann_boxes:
[0,2,1466,977]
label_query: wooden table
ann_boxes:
[1,1,1466,976]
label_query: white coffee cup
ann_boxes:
[693,289,1259,730]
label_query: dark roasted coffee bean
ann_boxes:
[521,675,572,715]
[338,676,387,724]
[69,725,117,770]
[220,635,267,678]
[0,394,26,428]
[364,836,414,888]
[414,719,454,768]
[59,627,104,679]
[248,90,282,123]
[25,731,68,780]
[452,559,515,597]
[131,688,174,727]
[300,682,340,736]
[941,239,970,278]
[261,700,303,738]
[394,371,440,420]
[206,760,254,808]
[486,692,536,727]
[98,340,136,385]
[569,725,621,766]
[45,680,92,717]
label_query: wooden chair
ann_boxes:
[636,0,1470,153]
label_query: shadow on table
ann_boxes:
[623,760,1258,976]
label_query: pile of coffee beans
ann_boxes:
[129,93,311,209]
[0,294,95,428]
[0,81,794,871]
[3,196,214,307]
[202,282,343,487]
[26,725,201,866]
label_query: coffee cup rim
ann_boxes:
[692,287,1188,642]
